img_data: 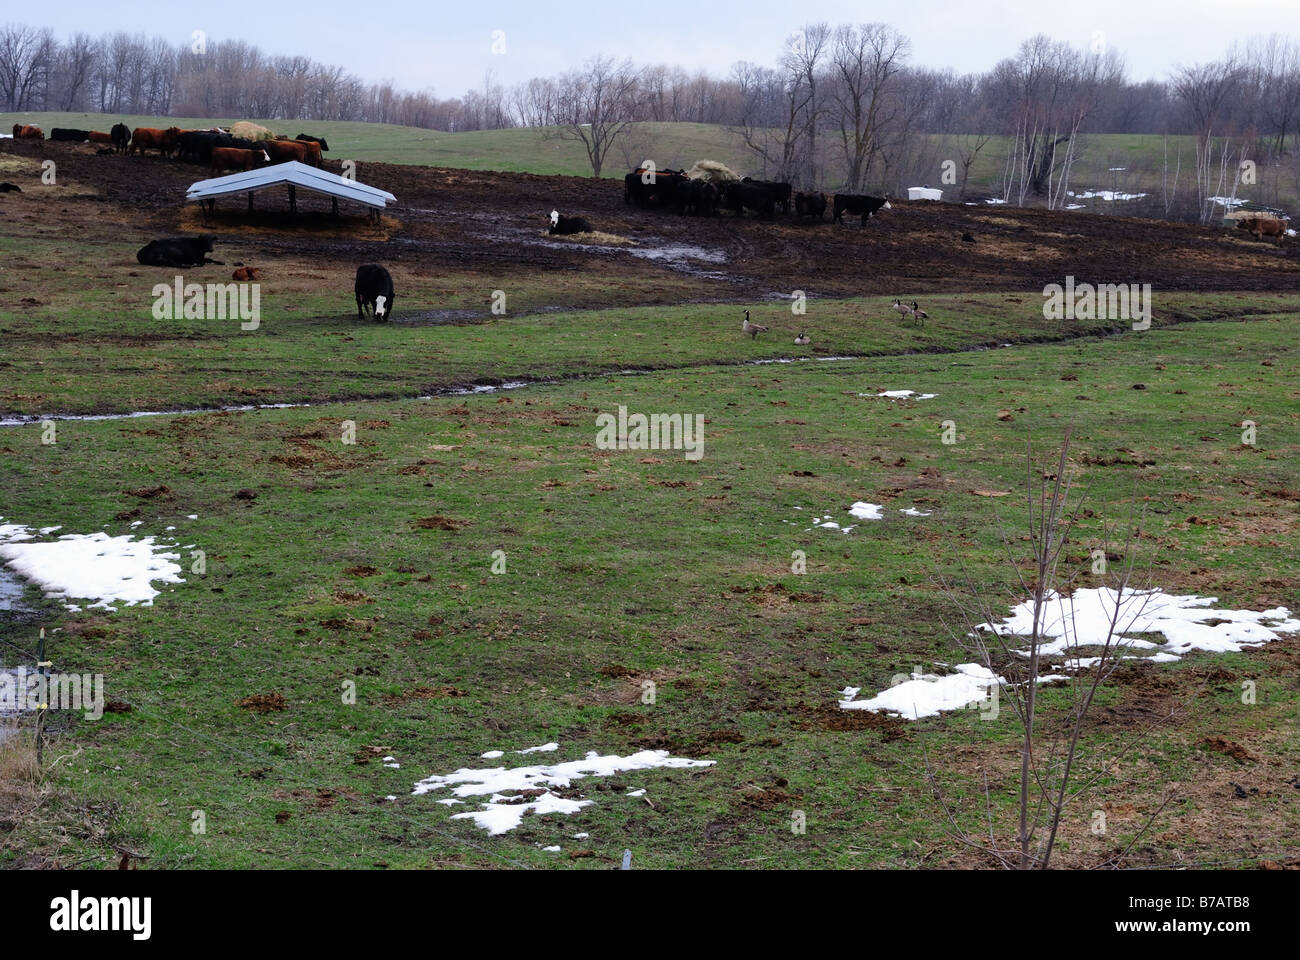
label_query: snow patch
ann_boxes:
[843,589,1299,721]
[413,747,715,835]
[0,517,184,610]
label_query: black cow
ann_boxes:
[833,193,891,224]
[50,128,90,142]
[178,131,260,165]
[721,180,776,218]
[0,182,21,193]
[549,211,594,235]
[680,179,717,216]
[355,264,395,321]
[296,133,330,151]
[624,167,688,208]
[794,191,827,219]
[136,236,221,268]
[111,123,130,153]
[741,178,792,214]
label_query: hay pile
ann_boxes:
[231,120,275,141]
[687,160,740,184]
[541,230,637,246]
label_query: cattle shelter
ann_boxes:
[185,161,397,219]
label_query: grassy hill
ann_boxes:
[5,111,1296,213]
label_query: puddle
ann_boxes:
[0,403,309,428]
[0,566,32,612]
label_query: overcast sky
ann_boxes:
[36,0,1300,93]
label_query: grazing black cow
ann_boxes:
[794,191,827,219]
[721,180,776,218]
[679,179,718,216]
[833,193,891,224]
[110,123,130,153]
[0,182,22,193]
[51,128,91,142]
[295,133,330,151]
[548,210,594,235]
[136,236,221,268]
[355,264,395,321]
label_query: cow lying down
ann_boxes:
[136,236,224,267]
[549,209,594,235]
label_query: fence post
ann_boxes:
[35,626,48,767]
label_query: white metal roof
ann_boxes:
[185,160,397,209]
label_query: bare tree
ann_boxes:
[550,56,641,177]
[828,23,910,192]
[931,430,1170,869]
[1173,56,1247,221]
[0,23,49,110]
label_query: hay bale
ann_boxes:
[231,121,274,142]
[687,160,740,184]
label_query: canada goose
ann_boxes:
[891,298,912,317]
[911,301,927,324]
[742,310,769,339]
[794,331,810,345]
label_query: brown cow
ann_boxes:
[88,131,114,145]
[129,126,181,157]
[298,139,322,167]
[210,146,270,177]
[1237,215,1287,242]
[256,138,319,167]
[12,124,43,140]
[232,267,261,281]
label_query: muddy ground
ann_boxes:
[3,138,1299,302]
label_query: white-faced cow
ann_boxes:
[355,264,395,321]
[548,209,594,235]
[833,194,891,225]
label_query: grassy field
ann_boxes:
[2,287,1297,868]
[2,121,1297,868]
[7,111,1297,213]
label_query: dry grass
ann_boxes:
[541,229,638,246]
[178,205,399,240]
[0,154,98,198]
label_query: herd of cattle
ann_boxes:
[9,122,331,178]
[622,166,891,224]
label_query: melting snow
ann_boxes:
[841,664,1000,719]
[1068,189,1147,201]
[843,588,1300,720]
[0,517,184,610]
[848,502,884,521]
[980,588,1300,660]
[865,390,937,400]
[899,508,932,517]
[413,747,714,835]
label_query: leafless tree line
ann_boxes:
[4,20,1299,202]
